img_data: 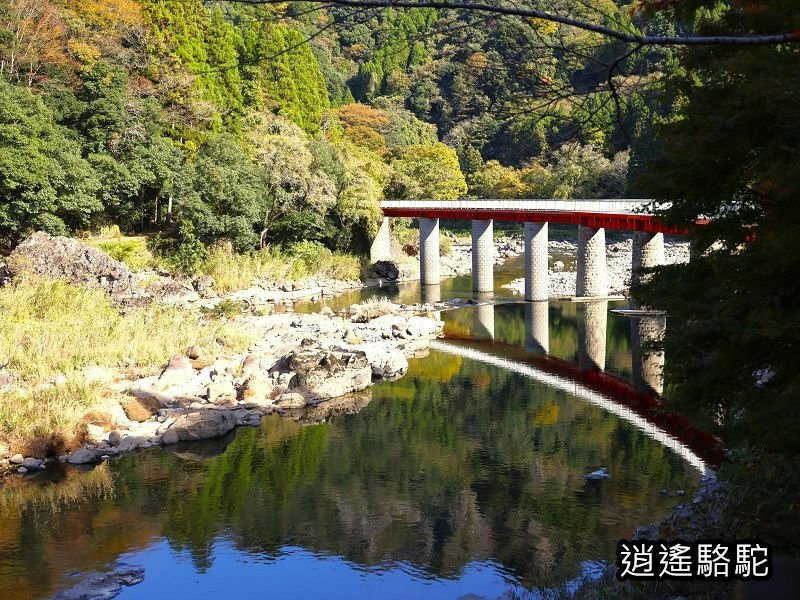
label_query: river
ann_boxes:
[0,256,712,599]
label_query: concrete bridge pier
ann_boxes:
[419,218,440,285]
[631,231,664,307]
[576,226,608,297]
[370,217,392,263]
[472,293,495,341]
[525,301,549,355]
[524,222,548,301]
[631,315,666,396]
[578,300,608,371]
[472,219,494,292]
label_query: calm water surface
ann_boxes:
[0,259,708,599]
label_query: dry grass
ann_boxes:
[0,279,254,452]
[0,279,251,381]
[0,380,105,455]
[0,462,114,513]
[351,297,398,322]
[200,244,361,293]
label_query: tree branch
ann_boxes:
[224,0,800,46]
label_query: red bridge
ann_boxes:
[380,199,687,235]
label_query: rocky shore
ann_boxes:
[1,298,443,473]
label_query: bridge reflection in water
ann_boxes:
[440,300,719,473]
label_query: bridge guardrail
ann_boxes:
[380,199,655,214]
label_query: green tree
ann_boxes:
[176,134,268,252]
[246,114,337,246]
[0,80,100,248]
[388,143,467,200]
[632,0,800,553]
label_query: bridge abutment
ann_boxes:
[524,222,548,301]
[369,216,392,263]
[472,219,494,292]
[577,225,608,297]
[419,218,440,285]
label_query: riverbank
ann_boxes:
[0,289,443,474]
[0,232,453,473]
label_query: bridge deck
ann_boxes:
[380,199,685,234]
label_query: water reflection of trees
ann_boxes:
[1,349,697,598]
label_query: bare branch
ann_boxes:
[224,0,800,46]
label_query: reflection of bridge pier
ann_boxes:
[578,300,608,372]
[472,293,495,341]
[631,316,666,396]
[421,283,442,321]
[377,201,694,299]
[525,301,549,355]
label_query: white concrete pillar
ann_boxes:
[577,225,608,298]
[524,222,548,301]
[369,216,391,263]
[631,231,664,288]
[578,300,608,371]
[472,293,495,340]
[525,301,549,355]
[631,315,666,396]
[419,218,440,285]
[472,219,494,292]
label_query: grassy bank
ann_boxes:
[0,279,253,454]
[85,229,363,294]
[200,243,362,293]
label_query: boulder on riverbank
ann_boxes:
[5,232,141,302]
[162,411,237,443]
[289,347,373,400]
[366,260,400,281]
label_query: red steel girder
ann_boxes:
[381,207,689,235]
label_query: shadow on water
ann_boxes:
[0,262,718,600]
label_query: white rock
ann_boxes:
[85,424,107,445]
[117,436,146,453]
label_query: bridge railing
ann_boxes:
[380,199,654,215]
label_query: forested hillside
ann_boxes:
[0,0,661,259]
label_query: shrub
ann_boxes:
[95,237,154,272]
[351,297,397,322]
[289,240,361,280]
[149,221,208,276]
